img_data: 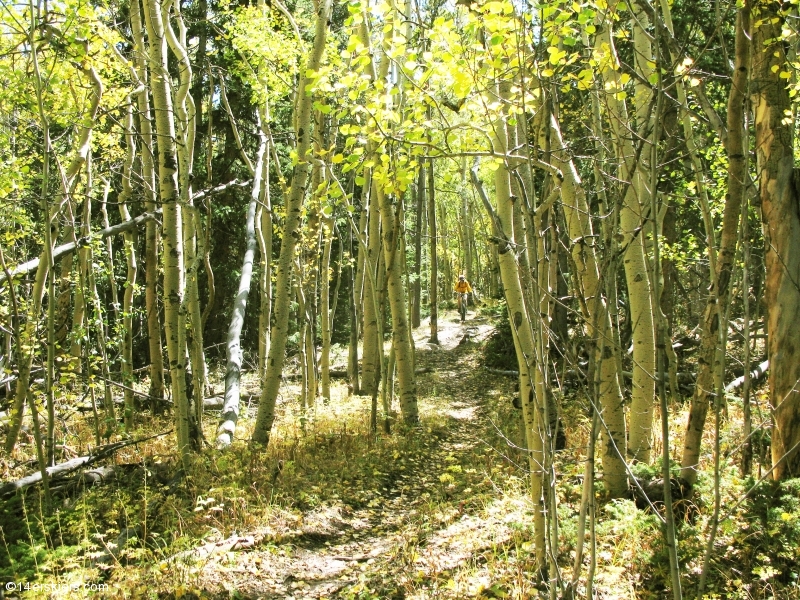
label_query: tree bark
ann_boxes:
[251,0,333,446]
[753,1,800,479]
[118,102,138,431]
[681,5,751,486]
[428,158,439,344]
[596,12,656,463]
[143,0,191,462]
[217,123,266,447]
[130,0,166,403]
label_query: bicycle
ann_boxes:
[458,292,468,322]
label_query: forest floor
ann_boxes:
[5,306,800,599]
[165,308,542,599]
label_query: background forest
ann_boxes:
[2,0,800,597]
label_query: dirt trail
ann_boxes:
[191,310,523,600]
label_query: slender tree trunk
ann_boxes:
[165,0,206,430]
[681,5,751,486]
[320,213,334,402]
[361,184,382,395]
[428,159,439,344]
[201,70,216,336]
[130,0,165,402]
[741,171,753,476]
[375,181,418,423]
[251,0,333,446]
[257,109,273,383]
[753,1,800,479]
[412,167,424,329]
[627,8,658,462]
[472,142,546,572]
[143,0,191,462]
[595,11,656,463]
[119,101,138,431]
[349,204,368,394]
[550,112,629,497]
[217,117,267,447]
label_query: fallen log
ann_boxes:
[485,367,519,377]
[1,180,252,285]
[725,360,769,393]
[48,465,118,494]
[0,210,162,284]
[622,371,697,384]
[286,366,433,380]
[0,430,171,497]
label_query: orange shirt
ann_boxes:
[455,280,472,294]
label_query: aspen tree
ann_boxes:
[118,101,138,430]
[549,112,629,497]
[628,5,658,462]
[252,0,333,446]
[354,5,385,398]
[360,184,382,396]
[5,48,103,453]
[164,0,208,416]
[256,110,275,385]
[217,117,266,447]
[594,7,656,463]
[681,5,751,486]
[752,1,800,479]
[350,197,370,394]
[320,211,335,402]
[543,17,629,496]
[142,0,191,461]
[469,27,547,560]
[130,0,165,402]
[412,167,424,328]
[355,0,418,423]
[348,236,361,395]
[428,158,439,345]
[471,153,546,570]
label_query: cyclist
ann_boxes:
[454,275,472,322]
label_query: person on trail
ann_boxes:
[454,275,472,322]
